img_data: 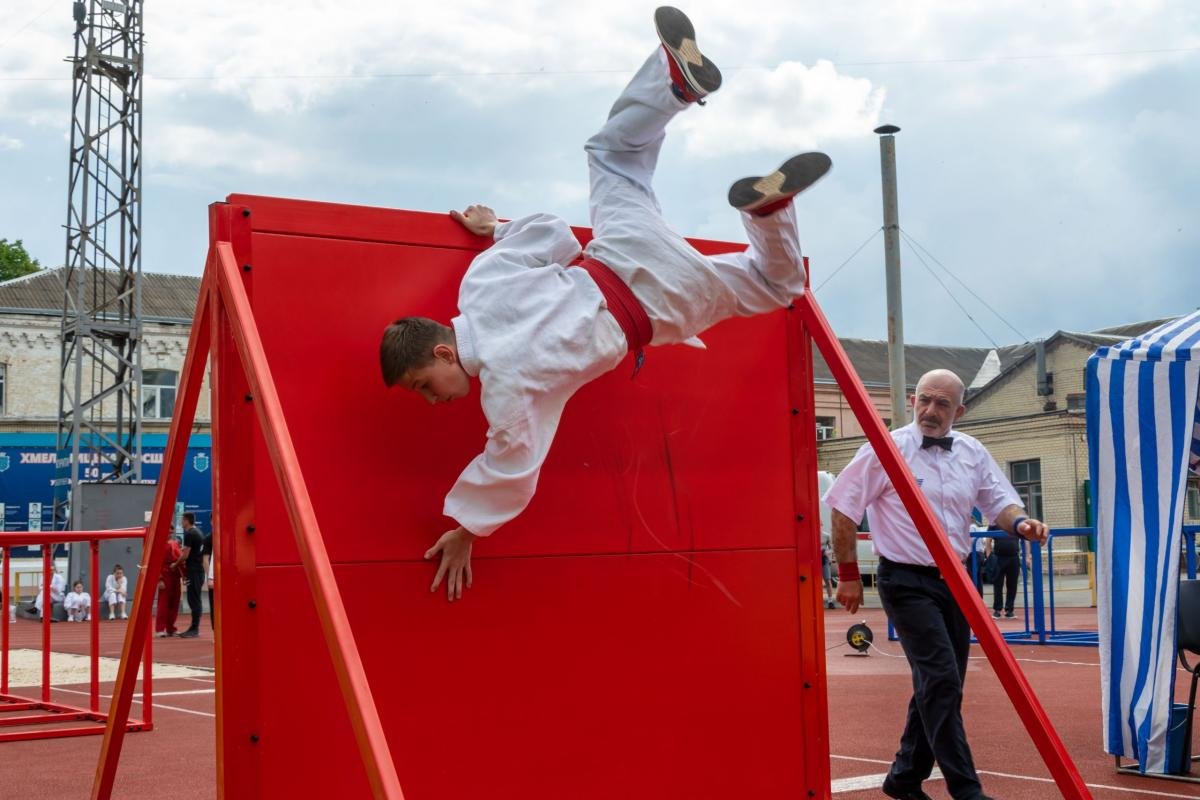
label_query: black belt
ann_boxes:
[879,555,968,581]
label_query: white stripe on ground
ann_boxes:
[140,688,214,697]
[50,685,216,719]
[831,771,943,793]
[832,757,1200,799]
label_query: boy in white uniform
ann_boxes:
[380,7,831,600]
[64,580,91,622]
[34,567,66,620]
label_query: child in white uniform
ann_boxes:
[64,581,91,622]
[379,7,831,600]
[34,567,66,620]
[103,564,128,620]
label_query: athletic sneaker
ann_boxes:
[654,7,721,104]
[728,153,832,216]
[178,629,199,639]
[881,774,934,800]
[993,609,1001,618]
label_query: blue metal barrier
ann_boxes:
[884,524,1200,647]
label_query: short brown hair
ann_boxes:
[379,317,452,387]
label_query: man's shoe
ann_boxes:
[881,775,934,800]
[993,609,1002,618]
[654,7,721,104]
[178,629,200,638]
[728,152,832,215]
[1005,610,1015,618]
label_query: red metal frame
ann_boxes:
[88,195,1089,800]
[0,530,152,744]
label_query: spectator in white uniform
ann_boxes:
[64,581,91,622]
[379,6,831,601]
[823,369,1049,800]
[34,565,66,620]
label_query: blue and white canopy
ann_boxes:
[1088,310,1200,772]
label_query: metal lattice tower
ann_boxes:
[55,1,145,529]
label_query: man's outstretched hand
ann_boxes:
[450,204,498,238]
[425,526,477,601]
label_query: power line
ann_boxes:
[901,237,1002,349]
[1,45,1197,82]
[813,227,882,292]
[899,229,1029,342]
[0,0,59,52]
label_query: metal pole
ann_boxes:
[875,124,906,429]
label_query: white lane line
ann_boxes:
[831,771,943,793]
[833,757,1200,799]
[50,685,216,719]
[181,676,215,684]
[831,755,890,765]
[142,688,214,697]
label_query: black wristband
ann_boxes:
[1011,515,1029,538]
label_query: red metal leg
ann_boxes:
[41,548,51,704]
[214,241,405,800]
[90,540,99,711]
[90,273,214,800]
[795,291,1092,800]
[2,546,8,696]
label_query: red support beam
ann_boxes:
[1,546,8,696]
[213,241,405,800]
[91,274,214,800]
[795,291,1091,799]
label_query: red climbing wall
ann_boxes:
[209,194,829,799]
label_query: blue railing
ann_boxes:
[884,524,1200,648]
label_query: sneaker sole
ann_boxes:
[728,152,833,211]
[654,6,721,97]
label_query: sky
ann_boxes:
[0,0,1196,348]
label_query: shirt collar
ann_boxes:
[451,315,481,378]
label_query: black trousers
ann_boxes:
[992,555,1020,613]
[185,568,205,632]
[877,558,983,800]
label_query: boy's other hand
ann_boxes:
[425,526,476,602]
[450,204,498,238]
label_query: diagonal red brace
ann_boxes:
[796,291,1091,799]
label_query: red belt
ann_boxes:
[573,256,652,374]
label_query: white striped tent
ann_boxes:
[1087,309,1200,772]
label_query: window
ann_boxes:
[0,363,6,415]
[1066,393,1086,412]
[142,369,177,419]
[1010,459,1044,520]
[1189,485,1200,520]
[816,415,836,441]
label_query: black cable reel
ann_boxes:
[845,622,873,656]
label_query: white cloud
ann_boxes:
[675,60,885,156]
[150,123,307,177]
[0,134,22,150]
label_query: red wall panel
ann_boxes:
[213,194,828,798]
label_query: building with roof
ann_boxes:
[817,318,1200,532]
[0,267,209,433]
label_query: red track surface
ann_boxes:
[3,609,1200,799]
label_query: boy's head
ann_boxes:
[182,512,195,527]
[73,581,83,592]
[379,317,471,405]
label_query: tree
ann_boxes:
[0,239,41,281]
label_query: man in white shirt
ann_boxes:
[823,369,1049,800]
[379,6,831,600]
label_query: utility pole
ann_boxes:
[875,124,906,429]
[55,1,146,529]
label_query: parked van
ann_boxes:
[817,470,878,585]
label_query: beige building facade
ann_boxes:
[818,325,1200,531]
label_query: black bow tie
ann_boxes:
[922,435,954,451]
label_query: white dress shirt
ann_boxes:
[822,422,1022,566]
